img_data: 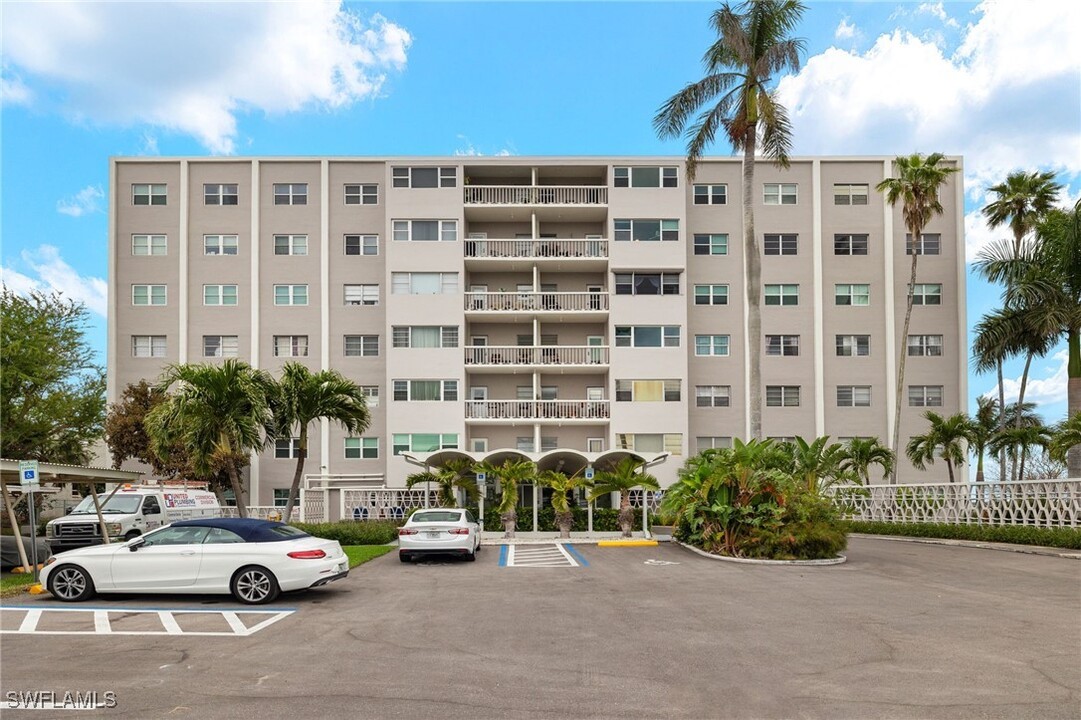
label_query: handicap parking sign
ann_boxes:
[19,460,39,487]
[584,466,594,480]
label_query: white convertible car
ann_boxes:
[39,518,348,604]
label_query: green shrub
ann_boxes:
[843,521,1081,549]
[468,506,643,533]
[292,520,400,545]
[742,492,848,559]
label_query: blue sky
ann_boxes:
[2,0,1079,423]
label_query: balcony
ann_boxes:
[464,185,607,206]
[464,345,609,374]
[464,400,610,423]
[464,291,608,322]
[464,238,608,271]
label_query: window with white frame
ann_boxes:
[471,438,489,453]
[203,285,238,306]
[274,235,307,256]
[343,284,379,306]
[908,385,943,407]
[768,436,798,444]
[766,335,799,356]
[836,334,870,357]
[763,183,797,205]
[391,326,459,348]
[906,233,942,255]
[614,325,680,348]
[764,234,798,255]
[131,335,166,357]
[274,438,301,459]
[391,272,458,295]
[764,284,799,306]
[273,284,308,306]
[344,234,378,256]
[696,436,733,452]
[835,283,870,306]
[344,335,378,357]
[693,284,729,305]
[613,219,679,242]
[614,380,680,402]
[344,184,378,205]
[907,334,944,357]
[273,183,307,205]
[132,284,166,306]
[391,167,457,189]
[392,219,457,242]
[360,385,379,407]
[695,385,731,407]
[911,283,942,305]
[393,380,458,401]
[204,235,238,256]
[132,184,166,205]
[615,433,682,455]
[833,184,869,205]
[766,385,800,407]
[392,433,458,455]
[613,166,678,188]
[693,233,728,255]
[837,386,872,407]
[694,334,730,356]
[203,335,239,358]
[693,184,727,205]
[614,272,680,295]
[345,437,379,459]
[273,489,290,507]
[132,234,167,256]
[834,234,869,255]
[204,184,238,206]
[273,335,308,357]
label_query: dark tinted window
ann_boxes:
[203,527,246,544]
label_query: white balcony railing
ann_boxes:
[464,238,608,260]
[465,345,609,367]
[465,400,610,421]
[465,291,608,313]
[464,185,608,205]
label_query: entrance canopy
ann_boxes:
[402,448,670,476]
[1,458,143,491]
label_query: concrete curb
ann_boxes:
[849,533,1081,559]
[673,540,847,566]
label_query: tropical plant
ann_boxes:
[905,411,971,483]
[837,437,894,486]
[876,153,959,482]
[787,436,847,494]
[475,459,534,538]
[1049,413,1081,469]
[589,457,660,537]
[982,170,1062,256]
[272,362,371,521]
[966,396,1000,483]
[405,458,478,508]
[654,0,806,440]
[989,424,1053,485]
[146,360,275,517]
[537,470,588,538]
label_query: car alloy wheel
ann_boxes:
[49,566,92,601]
[232,567,279,604]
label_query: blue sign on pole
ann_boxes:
[584,466,594,480]
[19,460,39,487]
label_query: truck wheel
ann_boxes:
[47,565,96,602]
[231,566,280,605]
[124,531,141,541]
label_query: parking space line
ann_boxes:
[94,610,112,633]
[505,544,580,568]
[0,607,296,638]
[18,609,41,633]
[563,544,590,567]
[222,611,248,635]
[158,611,182,635]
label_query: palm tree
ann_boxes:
[146,360,275,517]
[537,470,588,538]
[1049,413,1081,468]
[273,362,371,521]
[589,457,660,537]
[877,153,959,482]
[990,424,1053,483]
[838,437,894,486]
[405,458,478,508]
[906,411,970,483]
[654,0,806,440]
[476,459,534,538]
[789,436,845,495]
[966,396,1000,483]
[982,170,1062,256]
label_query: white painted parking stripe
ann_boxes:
[0,607,296,637]
[94,611,111,633]
[158,611,182,634]
[222,611,248,635]
[505,544,579,568]
[18,609,41,633]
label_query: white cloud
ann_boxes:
[1,65,32,105]
[139,132,159,156]
[454,135,517,157]
[916,2,960,29]
[56,185,104,218]
[1,2,411,153]
[990,350,1068,407]
[1,245,107,317]
[834,18,858,42]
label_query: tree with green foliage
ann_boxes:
[406,458,478,509]
[787,436,846,495]
[475,459,534,538]
[906,411,971,483]
[1049,413,1081,468]
[965,396,1000,483]
[654,0,806,440]
[989,424,1053,485]
[537,470,589,538]
[103,380,202,475]
[0,289,105,463]
[837,437,894,486]
[589,457,660,537]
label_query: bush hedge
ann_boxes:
[292,520,400,545]
[843,521,1081,550]
[467,506,643,533]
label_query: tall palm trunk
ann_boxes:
[283,426,308,522]
[618,490,634,538]
[1069,330,1081,479]
[1011,353,1035,482]
[225,462,248,518]
[945,457,955,484]
[744,128,763,440]
[975,443,985,483]
[891,228,920,484]
[997,361,1007,482]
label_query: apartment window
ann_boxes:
[392,219,457,242]
[204,184,238,206]
[763,183,797,205]
[615,380,680,402]
[613,166,678,188]
[274,438,301,459]
[768,436,797,444]
[693,233,728,255]
[272,489,290,507]
[908,385,944,407]
[694,284,729,305]
[908,334,944,357]
[391,326,459,349]
[391,272,458,295]
[836,334,871,357]
[834,234,869,256]
[344,284,379,306]
[344,184,378,205]
[344,335,379,357]
[273,284,308,306]
[345,437,379,459]
[693,184,727,205]
[764,284,799,306]
[616,433,682,456]
[764,234,798,256]
[911,283,942,306]
[273,183,307,205]
[273,335,308,357]
[344,234,379,256]
[204,235,238,256]
[766,385,801,407]
[471,438,489,453]
[695,385,731,408]
[392,433,458,455]
[273,235,307,256]
[614,273,680,296]
[393,380,458,401]
[694,334,730,356]
[132,184,166,206]
[203,335,239,358]
[203,285,238,306]
[132,284,166,306]
[833,184,869,205]
[614,325,680,348]
[132,235,167,256]
[766,335,799,356]
[837,386,872,407]
[360,385,379,407]
[613,219,679,242]
[392,167,457,189]
[906,233,942,255]
[131,335,166,358]
[835,283,870,306]
[696,436,733,452]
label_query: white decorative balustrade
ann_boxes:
[221,506,287,520]
[464,345,609,367]
[342,488,440,521]
[830,479,1081,528]
[465,291,608,313]
[628,490,664,512]
[464,185,608,205]
[464,238,608,260]
[465,399,610,421]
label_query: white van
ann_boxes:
[46,485,222,553]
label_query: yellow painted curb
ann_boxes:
[597,540,658,547]
[28,584,46,595]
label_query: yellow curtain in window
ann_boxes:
[633,380,663,402]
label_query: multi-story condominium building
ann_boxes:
[109,156,967,506]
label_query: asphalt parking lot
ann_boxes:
[1,537,1079,719]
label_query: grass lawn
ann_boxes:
[343,545,394,568]
[1,571,38,598]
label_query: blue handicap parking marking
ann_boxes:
[563,544,589,567]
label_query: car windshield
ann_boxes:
[69,495,144,515]
[266,525,309,539]
[411,511,463,523]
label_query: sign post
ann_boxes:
[19,461,41,582]
[476,473,486,534]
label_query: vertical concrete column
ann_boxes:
[178,160,189,363]
[882,159,897,451]
[811,159,825,437]
[249,160,261,504]
[954,160,969,482]
[107,160,118,403]
[320,160,331,473]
